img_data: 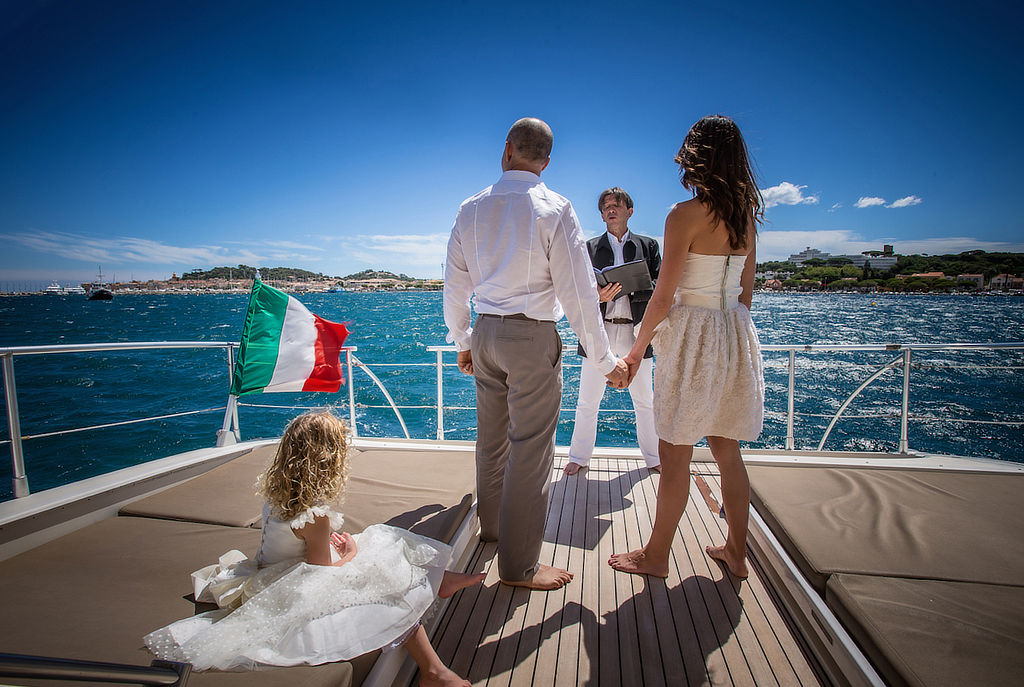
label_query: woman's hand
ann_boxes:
[622,352,642,386]
[330,531,358,566]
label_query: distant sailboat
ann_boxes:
[87,267,113,301]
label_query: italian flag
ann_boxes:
[230,278,350,395]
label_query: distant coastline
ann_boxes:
[4,249,1023,296]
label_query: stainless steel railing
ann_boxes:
[427,342,1024,450]
[0,342,405,497]
[0,653,190,685]
[3,340,1023,498]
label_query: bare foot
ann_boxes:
[705,544,749,579]
[648,464,661,473]
[438,571,486,599]
[563,461,585,475]
[608,548,669,578]
[501,563,573,590]
[418,666,470,687]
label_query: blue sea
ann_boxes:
[1,291,1023,500]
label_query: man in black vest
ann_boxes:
[565,187,662,475]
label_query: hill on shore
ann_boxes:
[178,265,421,282]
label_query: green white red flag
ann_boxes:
[230,278,349,395]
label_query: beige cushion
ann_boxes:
[827,574,1024,687]
[119,445,279,527]
[0,516,366,686]
[748,465,1024,592]
[119,445,475,545]
[341,448,476,543]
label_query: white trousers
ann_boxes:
[568,323,660,468]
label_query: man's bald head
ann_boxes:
[506,117,553,163]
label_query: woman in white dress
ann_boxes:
[609,115,765,580]
[145,411,483,687]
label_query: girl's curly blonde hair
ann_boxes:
[258,410,351,520]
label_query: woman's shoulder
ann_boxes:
[665,199,712,236]
[280,504,345,531]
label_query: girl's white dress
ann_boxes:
[144,504,451,670]
[652,253,765,445]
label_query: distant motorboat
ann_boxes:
[65,284,86,295]
[43,281,64,295]
[87,287,113,301]
[88,267,114,301]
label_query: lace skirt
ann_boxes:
[145,525,451,670]
[652,303,764,446]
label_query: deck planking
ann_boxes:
[430,457,822,686]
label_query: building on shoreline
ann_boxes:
[786,245,898,270]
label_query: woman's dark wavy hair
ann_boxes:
[676,115,764,250]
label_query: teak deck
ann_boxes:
[431,457,823,686]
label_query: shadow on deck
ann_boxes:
[430,457,823,687]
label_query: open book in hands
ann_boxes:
[594,259,653,299]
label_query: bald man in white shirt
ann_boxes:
[444,118,628,590]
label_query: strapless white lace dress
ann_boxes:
[652,253,764,445]
[144,504,451,670]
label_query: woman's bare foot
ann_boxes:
[563,461,585,475]
[438,571,486,599]
[418,666,470,687]
[705,544,749,579]
[500,563,573,590]
[608,548,669,578]
[648,464,661,473]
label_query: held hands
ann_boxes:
[457,350,474,376]
[330,531,358,566]
[598,282,622,303]
[623,354,641,387]
[604,357,629,389]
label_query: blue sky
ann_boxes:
[1,0,1022,286]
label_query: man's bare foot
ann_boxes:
[418,666,470,687]
[500,563,573,590]
[608,548,669,578]
[438,571,486,599]
[648,464,661,473]
[563,461,585,475]
[705,544,749,579]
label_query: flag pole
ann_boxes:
[216,342,240,447]
[216,395,239,446]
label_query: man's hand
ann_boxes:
[604,357,629,389]
[457,350,474,376]
[598,282,622,303]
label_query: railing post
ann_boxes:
[216,345,240,446]
[785,350,796,450]
[346,349,358,437]
[2,354,29,497]
[898,348,912,453]
[435,349,445,440]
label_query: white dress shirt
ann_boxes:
[605,229,633,321]
[444,170,616,375]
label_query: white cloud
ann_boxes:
[760,182,820,209]
[346,233,450,271]
[854,196,887,208]
[828,203,842,213]
[887,195,923,208]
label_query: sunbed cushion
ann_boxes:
[748,465,1024,593]
[119,445,475,546]
[342,448,476,543]
[0,516,374,686]
[118,445,278,527]
[826,573,1024,687]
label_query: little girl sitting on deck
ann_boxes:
[145,410,482,687]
